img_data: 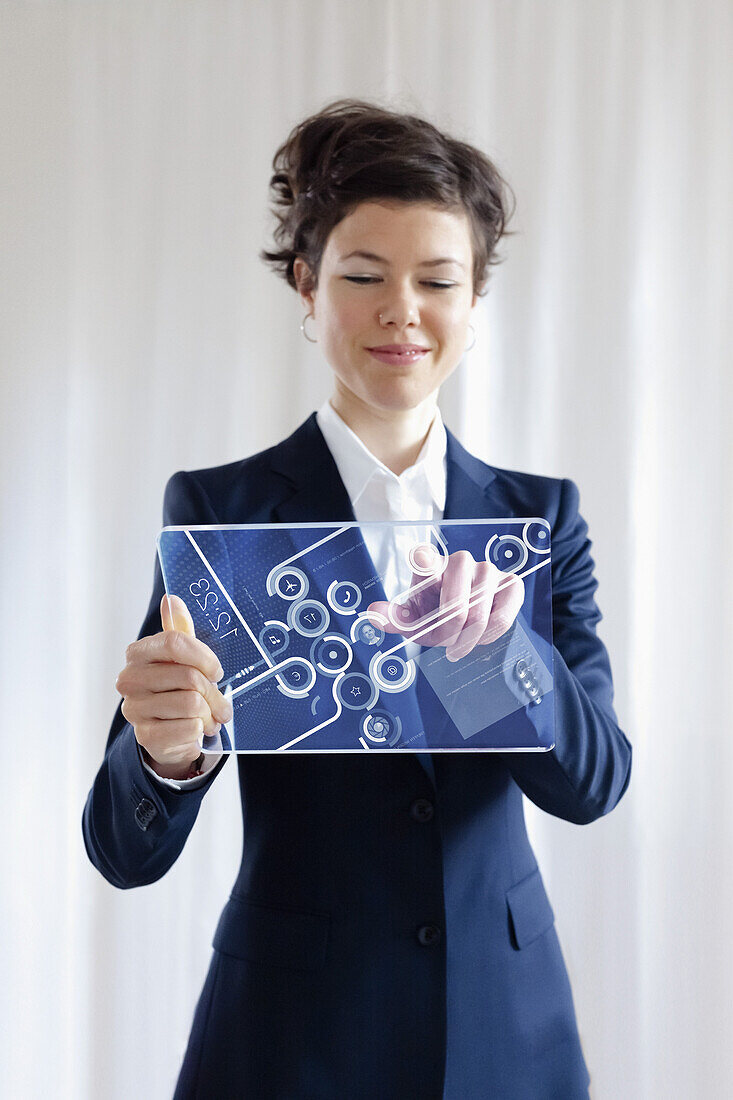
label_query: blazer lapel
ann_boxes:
[269,411,507,522]
[270,412,357,524]
[443,426,504,519]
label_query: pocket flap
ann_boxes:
[213,893,330,971]
[506,868,555,949]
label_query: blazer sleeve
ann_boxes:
[81,470,229,889]
[500,477,632,825]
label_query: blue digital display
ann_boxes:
[156,519,555,754]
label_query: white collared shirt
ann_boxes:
[141,400,445,789]
[316,398,446,606]
[316,398,445,786]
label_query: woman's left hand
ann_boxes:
[365,544,525,662]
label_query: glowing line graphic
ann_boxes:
[277,673,347,750]
[186,527,550,753]
[227,656,315,699]
[185,532,288,691]
[187,533,350,748]
[277,558,551,752]
[265,527,349,595]
[379,557,551,662]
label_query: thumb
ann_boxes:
[160,593,196,636]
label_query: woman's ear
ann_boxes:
[293,257,315,313]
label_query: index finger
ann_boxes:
[385,543,444,633]
[432,550,475,646]
[127,631,224,683]
[366,544,445,638]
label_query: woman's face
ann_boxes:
[294,200,479,415]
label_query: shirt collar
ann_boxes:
[316,398,447,512]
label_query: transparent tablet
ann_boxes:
[156,519,554,754]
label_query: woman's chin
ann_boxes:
[364,379,434,412]
[369,395,427,415]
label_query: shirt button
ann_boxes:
[417,924,442,947]
[410,798,434,822]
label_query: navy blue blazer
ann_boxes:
[82,412,632,1099]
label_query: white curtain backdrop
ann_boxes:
[2,2,731,1097]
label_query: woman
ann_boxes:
[83,99,632,1099]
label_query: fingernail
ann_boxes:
[216,665,225,681]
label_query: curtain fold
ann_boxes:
[1,1,730,1096]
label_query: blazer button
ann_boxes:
[134,798,157,831]
[417,924,441,947]
[410,798,434,822]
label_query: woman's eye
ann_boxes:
[344,276,455,290]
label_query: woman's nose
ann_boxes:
[377,299,420,328]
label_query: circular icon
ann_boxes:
[277,659,316,695]
[485,534,528,574]
[361,709,402,747]
[523,521,551,555]
[283,665,305,687]
[512,658,542,707]
[259,622,289,656]
[351,612,387,646]
[369,652,416,693]
[310,634,353,676]
[288,598,329,638]
[357,618,384,647]
[327,580,362,615]
[274,567,308,601]
[335,672,379,711]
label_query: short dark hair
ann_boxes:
[259,97,516,300]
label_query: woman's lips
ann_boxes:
[367,348,430,365]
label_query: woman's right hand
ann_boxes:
[116,594,233,780]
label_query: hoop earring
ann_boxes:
[301,312,318,343]
[465,323,476,353]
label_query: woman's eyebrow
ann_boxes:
[339,249,465,270]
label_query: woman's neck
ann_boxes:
[328,388,438,476]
